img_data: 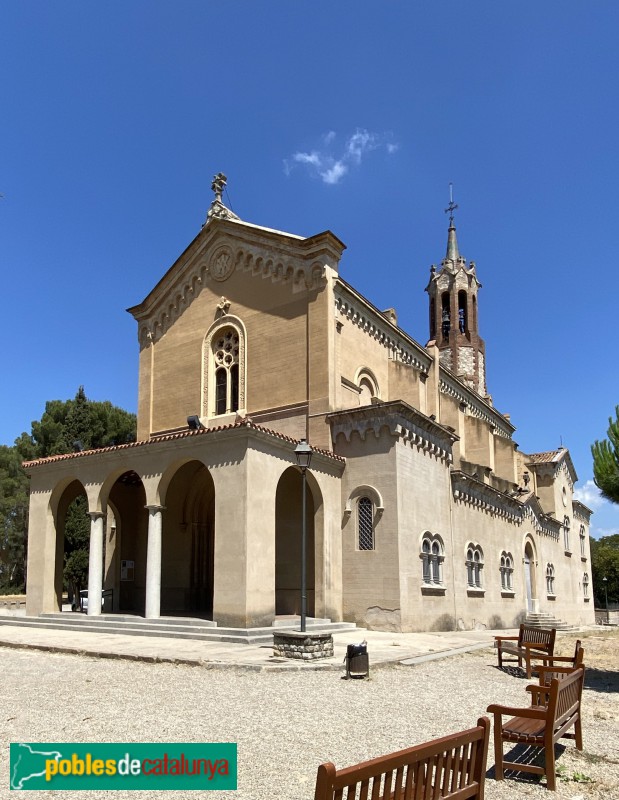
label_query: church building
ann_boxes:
[23,176,595,632]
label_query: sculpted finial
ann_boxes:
[204,172,240,226]
[211,172,227,203]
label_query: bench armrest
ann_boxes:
[526,683,550,700]
[494,636,519,643]
[540,655,575,664]
[486,703,547,719]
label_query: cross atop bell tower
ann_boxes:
[426,187,488,397]
[444,183,460,261]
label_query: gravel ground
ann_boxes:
[2,631,617,799]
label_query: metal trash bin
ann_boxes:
[345,641,369,679]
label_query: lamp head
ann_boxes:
[294,438,313,469]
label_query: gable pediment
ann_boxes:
[522,493,562,539]
[128,216,346,346]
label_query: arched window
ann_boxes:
[203,317,246,419]
[212,327,240,414]
[421,533,444,586]
[441,292,450,338]
[359,378,374,405]
[563,515,571,552]
[457,290,467,334]
[546,563,555,595]
[358,497,374,551]
[500,551,514,591]
[583,572,589,598]
[355,368,380,406]
[466,544,484,589]
[579,525,586,558]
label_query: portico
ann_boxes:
[24,421,345,628]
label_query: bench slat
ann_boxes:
[314,719,490,800]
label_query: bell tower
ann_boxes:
[426,189,487,397]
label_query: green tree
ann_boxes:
[0,388,136,596]
[590,534,619,607]
[23,386,136,458]
[63,494,91,604]
[0,445,29,593]
[592,405,619,504]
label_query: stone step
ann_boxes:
[0,613,357,645]
[524,612,576,632]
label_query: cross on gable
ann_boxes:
[211,172,227,203]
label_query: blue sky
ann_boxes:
[1,2,618,537]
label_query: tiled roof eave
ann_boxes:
[21,419,344,469]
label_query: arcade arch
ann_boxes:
[160,460,215,616]
[275,466,322,617]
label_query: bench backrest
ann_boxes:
[314,717,490,800]
[546,667,585,737]
[518,624,556,651]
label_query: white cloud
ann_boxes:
[346,130,378,163]
[321,161,347,185]
[293,151,321,166]
[592,526,619,538]
[284,128,398,185]
[574,479,605,510]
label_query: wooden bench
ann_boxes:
[314,717,490,800]
[494,624,556,678]
[487,666,584,791]
[540,639,583,671]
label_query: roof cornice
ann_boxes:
[334,279,432,373]
[22,418,344,471]
[451,470,523,521]
[328,400,457,464]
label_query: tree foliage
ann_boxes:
[21,385,136,459]
[590,534,619,607]
[592,405,619,504]
[63,494,91,602]
[0,445,29,593]
[0,387,136,595]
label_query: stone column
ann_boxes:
[87,512,105,616]
[145,505,164,619]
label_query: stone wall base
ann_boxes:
[273,631,334,660]
[0,595,26,611]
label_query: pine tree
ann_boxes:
[592,405,619,504]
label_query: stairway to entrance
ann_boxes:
[0,612,357,645]
[525,611,576,631]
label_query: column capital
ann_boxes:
[88,511,106,521]
[145,504,165,513]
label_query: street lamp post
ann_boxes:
[294,438,313,633]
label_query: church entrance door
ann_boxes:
[524,541,537,613]
[190,521,213,614]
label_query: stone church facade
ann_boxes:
[24,177,595,632]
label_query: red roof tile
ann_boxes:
[22,418,344,468]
